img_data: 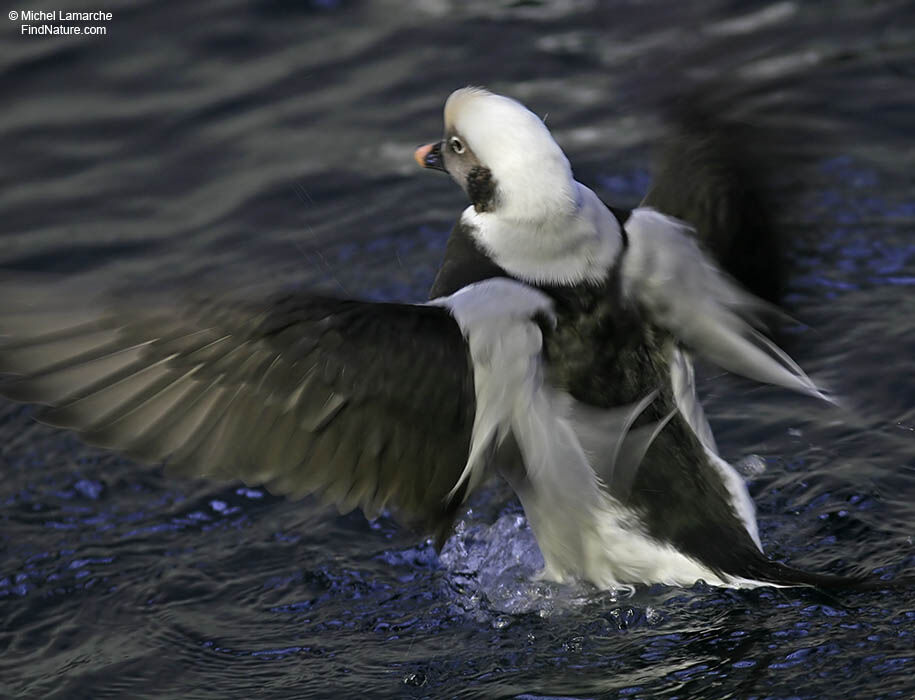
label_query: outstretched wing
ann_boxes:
[0,279,476,532]
[620,207,831,402]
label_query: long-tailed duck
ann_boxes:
[0,87,879,591]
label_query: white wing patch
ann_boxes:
[622,207,832,403]
[432,278,556,499]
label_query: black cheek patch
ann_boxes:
[466,166,497,213]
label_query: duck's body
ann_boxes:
[426,204,801,588]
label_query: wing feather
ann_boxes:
[622,207,832,402]
[0,280,477,532]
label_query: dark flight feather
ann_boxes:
[0,282,476,534]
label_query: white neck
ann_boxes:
[463,182,623,286]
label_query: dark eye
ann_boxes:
[449,137,465,155]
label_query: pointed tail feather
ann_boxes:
[732,554,911,592]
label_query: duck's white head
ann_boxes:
[415,87,577,223]
[416,87,621,286]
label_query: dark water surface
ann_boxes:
[2,1,915,698]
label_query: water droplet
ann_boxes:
[403,671,426,687]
